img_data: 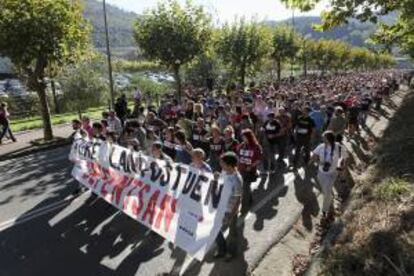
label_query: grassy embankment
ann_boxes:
[10,106,107,132]
[321,89,414,275]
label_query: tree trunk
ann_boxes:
[173,65,182,101]
[78,109,82,120]
[303,56,307,77]
[277,59,282,82]
[51,79,60,114]
[240,65,246,88]
[28,57,53,141]
[36,85,53,140]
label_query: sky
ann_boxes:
[104,0,330,23]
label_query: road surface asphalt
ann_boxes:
[0,146,321,276]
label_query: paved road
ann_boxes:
[0,146,320,276]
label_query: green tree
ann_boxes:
[217,18,271,87]
[282,0,414,59]
[60,60,107,119]
[134,0,212,100]
[271,25,300,81]
[0,0,90,140]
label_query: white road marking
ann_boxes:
[179,169,304,275]
[0,166,306,275]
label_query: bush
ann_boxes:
[127,74,172,105]
[374,177,412,201]
[59,62,108,116]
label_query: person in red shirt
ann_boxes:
[237,129,262,214]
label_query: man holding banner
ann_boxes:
[214,152,242,261]
[69,137,235,261]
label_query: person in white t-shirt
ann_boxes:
[214,152,242,261]
[310,130,348,221]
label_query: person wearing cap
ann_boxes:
[214,152,242,261]
[292,106,316,168]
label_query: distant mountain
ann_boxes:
[82,0,137,48]
[82,0,397,48]
[265,13,398,47]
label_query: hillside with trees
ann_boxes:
[82,0,396,48]
[82,0,137,48]
[265,13,397,47]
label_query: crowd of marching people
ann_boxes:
[71,70,405,260]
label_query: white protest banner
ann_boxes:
[69,138,232,260]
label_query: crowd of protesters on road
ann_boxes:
[70,70,406,260]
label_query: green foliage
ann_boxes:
[271,25,301,80]
[184,54,222,88]
[129,74,172,106]
[0,0,90,69]
[216,18,272,86]
[134,0,212,98]
[301,38,394,73]
[0,0,91,140]
[283,0,413,59]
[59,60,108,117]
[374,178,412,201]
[113,60,164,73]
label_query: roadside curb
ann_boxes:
[0,138,71,161]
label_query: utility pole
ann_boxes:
[290,8,295,77]
[103,0,115,109]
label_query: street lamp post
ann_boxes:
[303,34,311,77]
[103,0,115,109]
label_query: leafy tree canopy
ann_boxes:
[216,18,272,86]
[134,0,212,98]
[0,0,90,140]
[0,0,90,69]
[281,0,414,58]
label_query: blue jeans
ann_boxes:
[0,124,16,142]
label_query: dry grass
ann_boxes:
[320,91,414,276]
